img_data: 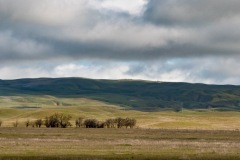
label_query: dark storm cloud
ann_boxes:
[1,0,240,62]
[144,0,240,26]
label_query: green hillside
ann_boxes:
[1,77,240,110]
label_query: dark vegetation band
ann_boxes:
[1,113,137,129]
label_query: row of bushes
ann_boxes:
[76,117,136,128]
[0,114,137,129]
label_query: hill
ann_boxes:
[1,77,240,110]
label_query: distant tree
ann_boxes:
[45,113,72,128]
[175,107,182,112]
[97,121,105,128]
[45,113,60,128]
[35,119,43,128]
[115,117,126,128]
[44,116,51,128]
[105,118,115,128]
[83,119,98,128]
[25,119,30,127]
[0,120,2,127]
[75,117,84,128]
[13,120,19,127]
[175,103,183,112]
[59,114,72,128]
[125,118,136,128]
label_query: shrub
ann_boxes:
[97,121,105,128]
[75,117,84,128]
[105,118,115,128]
[45,113,72,128]
[125,118,136,128]
[83,119,98,128]
[0,120,2,127]
[115,117,126,128]
[35,119,43,128]
[12,120,19,127]
[45,113,60,128]
[44,116,51,128]
[25,119,30,127]
[59,114,72,128]
[106,117,136,128]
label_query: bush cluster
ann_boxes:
[76,117,137,128]
[0,114,137,129]
[106,117,136,128]
[45,113,72,128]
[25,119,43,128]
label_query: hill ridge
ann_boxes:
[1,77,240,110]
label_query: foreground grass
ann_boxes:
[0,128,240,160]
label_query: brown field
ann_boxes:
[0,128,240,160]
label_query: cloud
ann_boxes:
[0,0,90,26]
[2,57,240,84]
[1,0,240,61]
[0,0,240,84]
[91,0,147,15]
[144,0,240,26]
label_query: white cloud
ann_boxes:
[54,63,130,79]
[0,66,50,79]
[1,57,240,85]
[0,0,89,26]
[98,0,147,15]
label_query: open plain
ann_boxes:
[0,96,240,159]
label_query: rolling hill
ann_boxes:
[1,77,240,111]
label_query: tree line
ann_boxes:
[0,113,137,128]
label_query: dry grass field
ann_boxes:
[0,128,240,160]
[1,96,240,130]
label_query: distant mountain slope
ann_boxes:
[1,77,240,110]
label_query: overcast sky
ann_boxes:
[0,0,240,84]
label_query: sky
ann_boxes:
[0,0,240,84]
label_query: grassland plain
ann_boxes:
[1,95,240,160]
[0,96,240,130]
[0,128,240,160]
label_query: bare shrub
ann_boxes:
[59,114,72,128]
[0,120,2,127]
[35,119,43,128]
[13,120,19,127]
[115,117,126,128]
[125,118,136,128]
[45,113,60,128]
[75,117,84,128]
[105,118,115,128]
[25,119,30,127]
[83,119,98,128]
[45,113,72,128]
[44,116,51,128]
[97,121,105,128]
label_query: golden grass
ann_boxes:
[1,96,240,130]
[0,128,240,160]
[1,96,240,159]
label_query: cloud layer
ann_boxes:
[0,0,240,84]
